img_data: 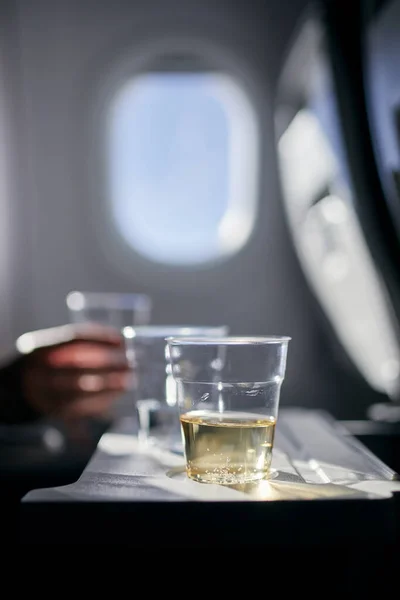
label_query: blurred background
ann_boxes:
[0,0,399,449]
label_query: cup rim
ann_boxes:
[166,335,291,345]
[66,291,151,311]
[123,325,229,339]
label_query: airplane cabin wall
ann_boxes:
[0,0,385,418]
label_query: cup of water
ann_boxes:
[123,325,229,450]
[66,291,152,329]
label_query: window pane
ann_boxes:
[107,71,258,265]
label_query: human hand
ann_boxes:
[16,323,132,421]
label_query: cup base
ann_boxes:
[186,469,277,486]
[166,465,278,485]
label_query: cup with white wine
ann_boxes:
[166,336,290,485]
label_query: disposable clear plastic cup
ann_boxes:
[167,336,290,484]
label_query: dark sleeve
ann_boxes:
[0,355,42,424]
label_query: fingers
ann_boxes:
[37,367,132,393]
[60,392,121,420]
[16,323,125,355]
[44,342,128,369]
[22,367,133,419]
[17,322,136,424]
[69,323,125,346]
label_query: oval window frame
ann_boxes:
[87,35,262,287]
[106,70,259,267]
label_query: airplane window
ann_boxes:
[106,72,259,266]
